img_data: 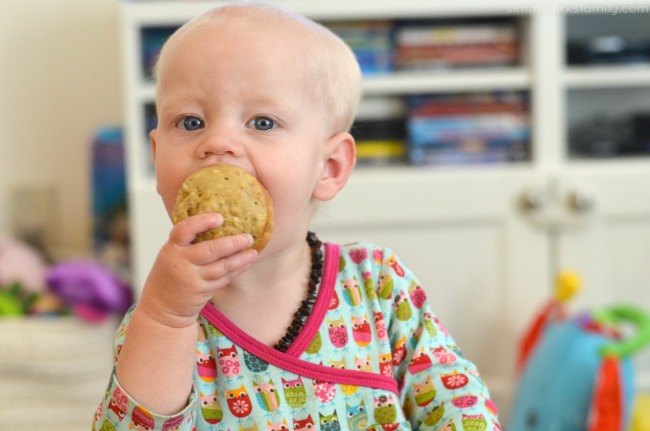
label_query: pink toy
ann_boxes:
[0,237,48,293]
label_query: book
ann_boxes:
[405,92,531,165]
[327,21,394,74]
[408,140,529,165]
[140,26,177,80]
[394,21,520,70]
[357,140,407,165]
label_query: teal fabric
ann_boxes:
[92,242,500,431]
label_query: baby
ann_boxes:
[93,3,501,431]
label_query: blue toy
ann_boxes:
[509,272,650,431]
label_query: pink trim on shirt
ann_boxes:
[284,242,339,357]
[200,242,399,394]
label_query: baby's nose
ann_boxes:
[197,129,241,159]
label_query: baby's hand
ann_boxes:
[138,213,258,329]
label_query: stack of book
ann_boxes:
[353,118,407,165]
[394,20,519,70]
[352,97,407,165]
[406,92,530,165]
[140,26,178,80]
[328,21,394,75]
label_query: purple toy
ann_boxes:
[46,261,132,322]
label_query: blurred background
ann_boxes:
[2,1,650,430]
[0,1,124,429]
[0,0,121,257]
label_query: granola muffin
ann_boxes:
[172,165,274,252]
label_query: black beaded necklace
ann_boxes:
[274,231,323,352]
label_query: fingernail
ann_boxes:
[246,234,254,246]
[211,214,224,225]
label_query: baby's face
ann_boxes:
[151,21,333,251]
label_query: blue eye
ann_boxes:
[248,116,276,131]
[177,115,204,131]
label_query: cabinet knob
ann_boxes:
[567,190,595,214]
[519,189,547,213]
[520,186,594,232]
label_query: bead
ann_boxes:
[274,231,323,352]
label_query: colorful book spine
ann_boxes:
[406,92,530,165]
[394,22,520,70]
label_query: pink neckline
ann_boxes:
[199,242,398,394]
[201,243,338,358]
[284,242,338,357]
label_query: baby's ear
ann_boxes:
[313,132,356,201]
[149,129,162,196]
[150,129,158,161]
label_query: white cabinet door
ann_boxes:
[557,165,650,392]
[129,187,171,292]
[312,167,549,416]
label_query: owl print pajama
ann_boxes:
[92,242,501,431]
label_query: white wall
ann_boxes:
[0,0,122,256]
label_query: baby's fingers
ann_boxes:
[170,213,223,246]
[194,233,255,266]
[200,246,258,285]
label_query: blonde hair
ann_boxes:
[154,2,362,134]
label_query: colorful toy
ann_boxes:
[46,260,132,322]
[509,271,650,431]
[631,393,650,431]
[0,236,48,294]
[0,236,132,321]
[0,283,26,316]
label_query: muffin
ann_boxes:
[172,165,274,252]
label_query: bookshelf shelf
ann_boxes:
[363,68,530,95]
[564,64,650,88]
[136,85,156,102]
[135,69,533,99]
[123,1,521,22]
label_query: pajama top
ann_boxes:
[92,242,501,431]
